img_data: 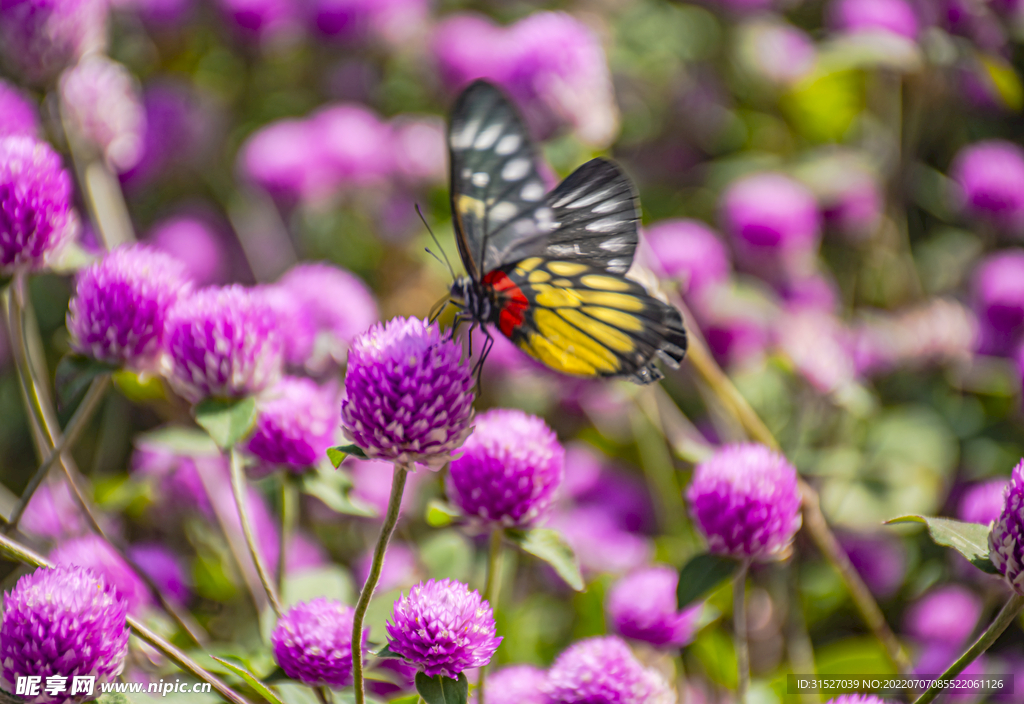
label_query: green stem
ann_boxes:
[912,594,1024,704]
[352,464,409,704]
[3,375,110,533]
[0,532,248,704]
[229,447,283,618]
[734,560,750,704]
[278,475,298,595]
[477,528,504,704]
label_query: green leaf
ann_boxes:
[385,696,419,704]
[677,553,740,610]
[211,657,285,704]
[96,693,131,704]
[507,528,584,591]
[55,354,116,410]
[281,564,354,608]
[300,472,377,518]
[415,672,468,704]
[373,643,406,660]
[426,499,462,527]
[328,443,368,462]
[194,396,258,449]
[886,515,999,574]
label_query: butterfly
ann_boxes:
[445,80,687,384]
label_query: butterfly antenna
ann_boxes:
[416,204,456,280]
[473,330,494,392]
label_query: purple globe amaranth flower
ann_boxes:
[50,535,151,616]
[67,245,190,370]
[0,0,106,86]
[776,309,855,394]
[829,0,919,39]
[643,220,730,297]
[238,118,326,205]
[720,172,821,281]
[952,140,1024,233]
[433,14,515,91]
[972,251,1024,356]
[904,585,981,647]
[446,408,564,527]
[472,665,546,704]
[165,285,284,402]
[686,443,803,561]
[20,480,87,540]
[215,0,300,44]
[693,281,778,369]
[960,479,1010,525]
[0,566,129,704]
[145,215,229,285]
[0,79,40,138]
[390,116,447,185]
[989,459,1024,593]
[561,442,604,500]
[272,598,359,687]
[341,317,474,470]
[0,136,78,273]
[824,697,895,704]
[543,636,676,704]
[311,103,393,188]
[852,299,977,375]
[606,565,700,649]
[247,376,337,471]
[310,0,428,45]
[126,543,191,605]
[838,532,907,599]
[385,578,501,679]
[130,432,223,517]
[59,56,145,173]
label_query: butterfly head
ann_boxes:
[449,276,491,324]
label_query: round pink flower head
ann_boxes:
[903,585,982,647]
[67,245,190,369]
[145,215,229,286]
[215,0,300,44]
[385,578,501,679]
[49,535,151,616]
[0,79,40,138]
[341,317,474,470]
[952,140,1024,233]
[606,565,700,649]
[686,443,803,561]
[0,136,78,273]
[447,408,564,527]
[165,285,284,402]
[0,0,106,86]
[972,251,1024,356]
[432,14,517,97]
[311,104,393,188]
[720,172,821,281]
[272,598,359,687]
[471,665,546,704]
[0,566,129,704]
[20,480,87,540]
[838,532,906,599]
[643,219,730,296]
[543,636,676,704]
[829,0,919,39]
[59,56,145,173]
[959,479,1009,525]
[825,697,895,704]
[247,376,337,471]
[237,118,325,205]
[126,543,191,605]
[988,459,1024,593]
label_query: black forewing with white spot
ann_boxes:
[448,80,557,281]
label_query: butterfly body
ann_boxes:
[447,80,687,384]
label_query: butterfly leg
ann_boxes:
[472,328,495,392]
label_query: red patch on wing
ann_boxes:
[482,270,529,337]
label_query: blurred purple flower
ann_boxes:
[829,0,920,38]
[839,532,907,599]
[272,598,359,687]
[165,285,284,402]
[144,215,229,286]
[549,507,651,577]
[215,0,300,44]
[0,79,40,137]
[367,658,417,698]
[960,479,1010,525]
[799,152,884,240]
[238,118,324,204]
[347,457,424,516]
[777,275,840,313]
[973,251,1024,356]
[738,20,817,86]
[309,0,428,45]
[904,585,981,646]
[126,543,191,605]
[643,219,730,296]
[721,172,821,281]
[560,442,604,501]
[355,541,419,593]
[341,317,474,469]
[0,136,78,272]
[447,408,564,528]
[0,566,129,704]
[125,0,194,28]
[20,480,87,540]
[386,578,501,678]
[50,535,152,615]
[130,434,222,517]
[606,565,700,649]
[433,14,514,89]
[247,376,338,472]
[693,282,778,369]
[686,443,802,561]
[472,665,547,704]
[0,0,106,85]
[853,299,978,374]
[573,464,656,535]
[952,140,1024,233]
[989,458,1024,593]
[824,697,895,704]
[543,636,676,704]
[389,115,447,185]
[67,245,190,370]
[776,309,855,394]
[312,103,393,187]
[60,56,145,173]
